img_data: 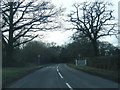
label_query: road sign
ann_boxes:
[75,60,87,66]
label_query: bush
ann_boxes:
[86,55,119,71]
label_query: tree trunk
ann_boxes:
[6,2,15,66]
[6,45,14,66]
[92,39,99,56]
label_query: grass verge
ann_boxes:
[68,64,119,83]
[2,64,49,87]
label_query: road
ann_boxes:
[7,64,118,89]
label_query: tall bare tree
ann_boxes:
[68,1,117,56]
[1,0,62,66]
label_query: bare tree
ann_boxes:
[68,1,117,56]
[1,0,62,66]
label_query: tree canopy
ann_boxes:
[1,0,62,66]
[68,1,117,56]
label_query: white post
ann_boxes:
[85,60,86,65]
[75,60,78,66]
[38,54,40,65]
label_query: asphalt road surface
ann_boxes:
[7,64,119,89]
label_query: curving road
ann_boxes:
[7,64,119,89]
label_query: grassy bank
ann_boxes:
[68,64,119,83]
[2,65,48,87]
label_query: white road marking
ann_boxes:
[57,65,59,72]
[57,65,73,90]
[66,83,73,90]
[58,72,63,79]
[57,65,63,79]
[57,68,59,72]
[57,66,59,69]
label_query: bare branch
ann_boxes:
[14,35,38,47]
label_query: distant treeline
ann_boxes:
[59,37,119,71]
[2,41,62,67]
[2,37,119,68]
[60,37,119,63]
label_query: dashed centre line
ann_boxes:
[57,66,59,69]
[57,66,59,72]
[66,83,73,90]
[56,65,73,90]
[58,72,63,79]
[57,68,59,72]
[57,65,63,79]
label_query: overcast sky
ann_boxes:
[41,0,119,46]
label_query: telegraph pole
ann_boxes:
[37,54,40,65]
